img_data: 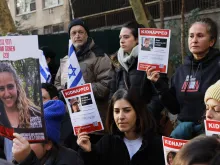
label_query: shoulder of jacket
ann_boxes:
[109,51,121,69]
[91,44,106,57]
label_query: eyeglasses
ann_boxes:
[205,104,220,113]
[70,31,86,37]
[0,84,15,92]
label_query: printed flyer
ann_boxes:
[204,120,220,138]
[162,136,188,165]
[0,36,46,142]
[138,28,171,73]
[62,83,104,135]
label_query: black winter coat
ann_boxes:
[109,53,164,120]
[79,133,165,165]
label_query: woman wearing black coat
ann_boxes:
[77,89,165,165]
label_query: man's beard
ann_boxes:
[73,43,84,51]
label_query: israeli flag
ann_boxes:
[39,50,51,83]
[68,40,85,88]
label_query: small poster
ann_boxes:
[138,28,171,73]
[204,120,220,138]
[0,36,46,142]
[62,83,104,135]
[162,136,188,165]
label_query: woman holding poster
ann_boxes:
[109,21,164,121]
[146,18,220,140]
[0,62,41,129]
[77,89,164,165]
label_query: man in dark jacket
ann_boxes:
[12,100,84,165]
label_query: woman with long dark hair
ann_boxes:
[77,89,164,165]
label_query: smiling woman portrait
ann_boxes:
[0,62,41,129]
[77,89,165,165]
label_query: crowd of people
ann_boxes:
[0,17,220,165]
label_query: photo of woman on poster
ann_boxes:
[167,151,176,165]
[0,62,41,129]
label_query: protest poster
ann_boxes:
[62,83,104,135]
[0,36,46,142]
[138,28,171,73]
[162,136,188,165]
[204,120,220,138]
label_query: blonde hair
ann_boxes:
[0,62,39,128]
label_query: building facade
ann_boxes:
[7,0,70,34]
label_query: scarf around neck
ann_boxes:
[117,45,138,72]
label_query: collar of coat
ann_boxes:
[74,37,105,61]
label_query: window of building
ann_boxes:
[52,23,64,33]
[43,23,64,34]
[43,0,63,9]
[15,0,36,15]
[44,25,53,34]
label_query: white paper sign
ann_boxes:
[138,28,171,73]
[62,83,104,135]
[0,35,39,60]
[204,120,220,137]
[0,35,46,142]
[162,136,188,165]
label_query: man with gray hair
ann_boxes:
[55,18,113,126]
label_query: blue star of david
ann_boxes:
[68,64,76,78]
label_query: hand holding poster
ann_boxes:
[138,28,171,73]
[0,36,46,142]
[62,83,103,135]
[204,120,220,138]
[162,136,188,165]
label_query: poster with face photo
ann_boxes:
[62,83,104,135]
[162,136,188,165]
[138,28,171,73]
[0,36,46,142]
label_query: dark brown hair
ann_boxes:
[106,88,156,136]
[172,135,220,165]
[122,21,145,39]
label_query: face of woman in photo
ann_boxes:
[119,27,138,54]
[113,99,137,137]
[0,72,18,109]
[188,23,215,60]
[205,99,220,121]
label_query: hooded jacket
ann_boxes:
[79,132,164,165]
[155,48,220,122]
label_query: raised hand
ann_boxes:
[145,66,160,82]
[12,133,31,163]
[77,131,91,152]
